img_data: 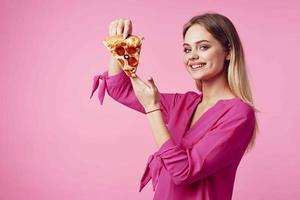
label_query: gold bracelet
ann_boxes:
[146,108,161,114]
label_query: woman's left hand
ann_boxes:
[130,75,161,112]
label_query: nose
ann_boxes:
[188,49,199,60]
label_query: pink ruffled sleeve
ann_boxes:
[90,70,177,124]
[139,103,255,191]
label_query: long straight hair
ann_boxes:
[183,12,260,153]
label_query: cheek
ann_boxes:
[206,51,225,66]
[183,56,189,66]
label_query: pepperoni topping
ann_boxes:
[126,47,137,54]
[128,57,138,67]
[115,46,125,56]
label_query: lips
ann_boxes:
[190,62,206,70]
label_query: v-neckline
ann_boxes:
[186,93,239,132]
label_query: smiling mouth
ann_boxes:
[190,63,206,70]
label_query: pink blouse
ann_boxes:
[90,70,255,200]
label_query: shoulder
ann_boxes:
[210,99,256,136]
[224,98,256,125]
[233,99,255,117]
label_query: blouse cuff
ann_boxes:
[139,138,178,192]
[90,70,130,105]
[156,138,177,155]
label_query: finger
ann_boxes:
[123,19,132,39]
[147,77,156,89]
[130,76,142,92]
[116,19,124,35]
[145,79,153,89]
[130,75,150,88]
[109,22,112,36]
[110,20,118,36]
[109,20,116,36]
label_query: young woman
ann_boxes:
[91,12,259,200]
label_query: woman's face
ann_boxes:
[183,24,230,81]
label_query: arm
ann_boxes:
[90,68,177,124]
[108,55,123,76]
[91,19,176,122]
[140,103,255,191]
[146,108,171,149]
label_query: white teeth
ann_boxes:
[191,64,206,69]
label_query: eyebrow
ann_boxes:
[183,40,210,46]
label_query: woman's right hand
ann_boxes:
[109,18,132,39]
[108,19,133,69]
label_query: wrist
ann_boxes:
[146,108,161,115]
[144,103,161,113]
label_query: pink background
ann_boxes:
[1,0,299,199]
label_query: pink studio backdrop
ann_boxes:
[1,0,299,199]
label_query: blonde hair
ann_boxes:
[183,12,260,153]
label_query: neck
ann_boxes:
[201,69,234,105]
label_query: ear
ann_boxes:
[225,50,231,61]
[226,53,230,61]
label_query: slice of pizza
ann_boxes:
[103,34,144,78]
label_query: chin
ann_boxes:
[189,73,204,80]
[186,66,208,79]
